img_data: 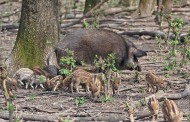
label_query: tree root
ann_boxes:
[120,31,189,43]
[156,84,190,100]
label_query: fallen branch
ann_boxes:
[122,84,190,119]
[172,7,190,12]
[1,23,19,31]
[120,31,189,43]
[156,84,190,100]
[0,1,7,5]
[21,106,57,114]
[103,6,138,15]
[0,112,59,121]
[61,0,109,28]
[0,10,20,19]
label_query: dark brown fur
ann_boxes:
[50,29,147,71]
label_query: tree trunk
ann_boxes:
[6,0,59,76]
[181,0,190,6]
[84,0,100,15]
[162,0,173,15]
[132,0,155,17]
[118,0,135,7]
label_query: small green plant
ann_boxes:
[155,35,163,49]
[36,75,46,84]
[104,53,118,72]
[15,118,22,122]
[94,53,118,99]
[186,49,190,59]
[179,72,188,78]
[28,94,36,101]
[82,19,98,29]
[187,112,190,122]
[134,71,140,82]
[100,95,114,103]
[5,101,14,111]
[168,39,178,56]
[94,55,105,72]
[168,18,184,56]
[82,19,90,28]
[138,88,145,93]
[75,97,86,106]
[94,53,118,72]
[165,73,170,78]
[164,59,177,71]
[59,117,72,122]
[180,31,190,67]
[59,48,76,76]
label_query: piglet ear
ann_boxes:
[134,49,147,57]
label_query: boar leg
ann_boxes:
[117,88,119,95]
[70,81,74,93]
[74,80,80,93]
[85,83,90,93]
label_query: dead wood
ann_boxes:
[103,6,138,16]
[61,0,109,28]
[120,30,166,38]
[156,84,190,100]
[172,7,190,12]
[1,23,19,31]
[118,84,189,120]
[21,106,57,114]
[120,31,189,43]
[0,119,6,122]
[0,112,59,121]
[0,10,20,19]
[0,1,7,5]
[135,112,153,121]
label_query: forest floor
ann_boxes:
[0,1,190,122]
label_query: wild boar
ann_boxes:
[148,95,159,121]
[90,74,102,99]
[162,97,183,122]
[13,68,44,89]
[110,72,121,95]
[48,29,147,71]
[56,69,92,93]
[145,72,166,93]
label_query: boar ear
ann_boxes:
[134,49,147,57]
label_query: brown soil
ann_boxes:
[0,1,190,122]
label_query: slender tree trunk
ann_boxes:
[162,0,173,15]
[118,0,135,7]
[6,0,59,76]
[132,0,155,17]
[84,0,100,15]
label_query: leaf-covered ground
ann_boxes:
[0,1,190,122]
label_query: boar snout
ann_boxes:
[134,49,147,57]
[125,47,147,71]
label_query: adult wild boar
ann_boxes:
[50,29,147,71]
